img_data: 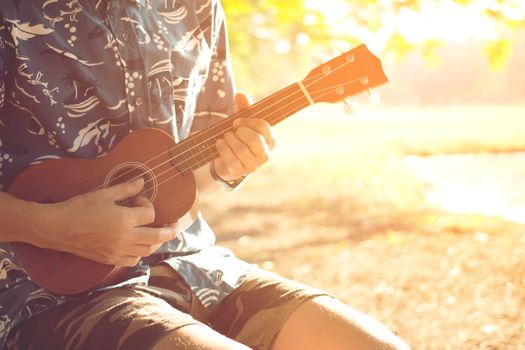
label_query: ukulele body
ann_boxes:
[9,128,197,295]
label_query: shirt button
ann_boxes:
[121,33,130,42]
[135,96,144,106]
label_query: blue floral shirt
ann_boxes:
[0,0,253,347]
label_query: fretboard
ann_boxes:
[171,82,311,173]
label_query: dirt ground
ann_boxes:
[201,105,525,350]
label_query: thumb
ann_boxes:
[106,178,145,202]
[234,91,251,112]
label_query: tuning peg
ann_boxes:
[368,89,380,106]
[343,99,358,116]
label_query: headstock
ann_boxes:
[301,44,388,104]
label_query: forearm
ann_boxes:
[0,180,177,266]
[193,161,229,198]
[0,191,48,244]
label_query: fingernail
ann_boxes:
[233,119,241,128]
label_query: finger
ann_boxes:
[130,226,178,245]
[114,256,141,267]
[165,221,183,231]
[104,178,145,202]
[82,248,141,267]
[215,138,245,176]
[234,92,252,111]
[234,118,276,150]
[127,195,156,225]
[129,195,153,208]
[223,132,258,173]
[234,127,269,164]
[125,204,156,226]
[125,243,163,258]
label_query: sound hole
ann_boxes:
[104,162,158,203]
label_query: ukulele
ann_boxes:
[9,44,388,294]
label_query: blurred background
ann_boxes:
[202,1,525,349]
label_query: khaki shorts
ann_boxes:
[6,264,329,350]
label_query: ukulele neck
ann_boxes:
[172,83,310,172]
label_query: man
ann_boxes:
[0,1,410,349]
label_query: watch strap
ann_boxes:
[210,160,247,191]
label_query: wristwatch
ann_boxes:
[210,160,247,191]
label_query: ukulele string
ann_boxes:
[147,75,366,178]
[92,55,359,193]
[114,75,365,198]
[90,55,361,194]
[92,63,336,191]
[142,105,307,196]
[138,77,367,195]
[88,84,299,193]
[93,53,361,191]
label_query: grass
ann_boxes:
[201,104,525,350]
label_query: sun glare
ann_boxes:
[431,183,525,224]
[304,0,524,48]
[397,1,499,43]
[304,0,352,23]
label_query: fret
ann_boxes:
[170,82,309,173]
[202,146,215,159]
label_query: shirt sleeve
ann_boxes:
[0,18,13,111]
[191,1,236,133]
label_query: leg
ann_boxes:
[153,324,251,350]
[272,296,410,350]
[208,268,409,350]
[6,286,251,350]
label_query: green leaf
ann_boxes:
[484,39,514,71]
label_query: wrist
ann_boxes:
[10,199,47,245]
[26,201,64,248]
[211,159,234,182]
[210,160,246,191]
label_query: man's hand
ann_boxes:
[33,178,179,267]
[213,92,277,181]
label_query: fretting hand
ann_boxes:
[213,92,277,182]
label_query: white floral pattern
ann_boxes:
[0,1,250,347]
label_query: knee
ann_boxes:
[154,324,251,350]
[378,336,411,350]
[349,311,411,350]
[312,296,412,350]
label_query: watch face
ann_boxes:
[226,175,247,189]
